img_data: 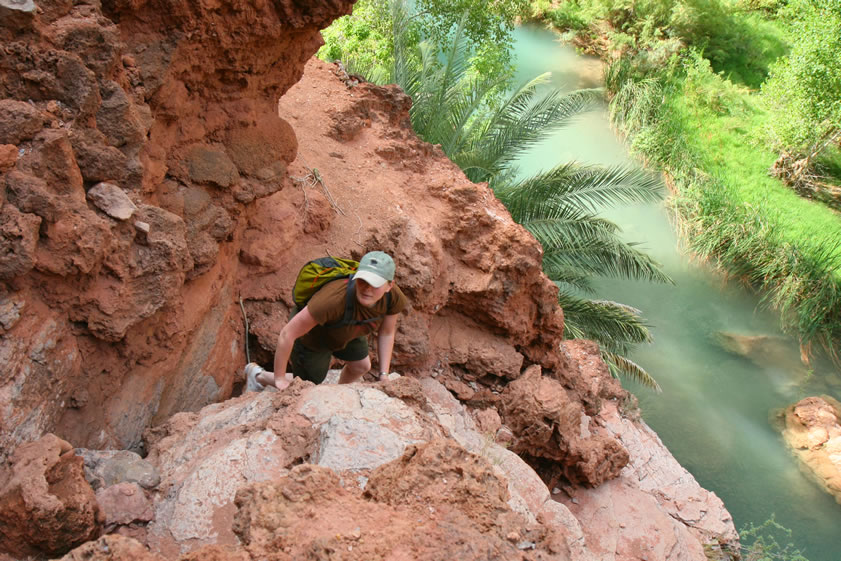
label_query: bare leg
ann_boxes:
[257,370,294,390]
[338,357,371,384]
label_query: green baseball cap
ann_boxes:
[353,251,395,287]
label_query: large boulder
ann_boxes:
[778,395,841,504]
[0,434,102,557]
[130,361,735,560]
[139,376,591,558]
[499,364,629,487]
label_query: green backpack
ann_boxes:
[292,256,391,328]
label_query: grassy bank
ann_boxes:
[533,0,841,362]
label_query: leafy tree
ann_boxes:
[319,0,529,89]
[761,0,841,161]
[387,8,671,389]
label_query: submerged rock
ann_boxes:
[714,331,808,379]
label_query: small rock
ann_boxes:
[75,449,161,490]
[0,0,36,13]
[0,144,17,171]
[0,292,25,330]
[495,425,514,446]
[96,482,154,527]
[0,100,43,144]
[134,221,150,245]
[87,182,137,220]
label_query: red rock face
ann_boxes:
[231,442,563,561]
[0,0,577,460]
[0,434,102,557]
[0,0,622,506]
[499,362,629,487]
[0,0,629,499]
[0,0,354,457]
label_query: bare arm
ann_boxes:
[376,314,399,379]
[272,306,319,383]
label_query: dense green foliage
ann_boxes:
[528,0,787,87]
[761,0,841,156]
[319,0,529,85]
[545,1,841,362]
[343,5,671,389]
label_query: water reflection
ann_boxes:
[511,23,841,561]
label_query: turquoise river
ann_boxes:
[512,23,841,561]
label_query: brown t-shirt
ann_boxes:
[300,279,408,351]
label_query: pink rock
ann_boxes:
[0,434,102,557]
[87,182,137,221]
[96,482,154,527]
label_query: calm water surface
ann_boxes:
[511,23,841,561]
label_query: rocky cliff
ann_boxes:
[0,1,738,560]
[1,0,358,455]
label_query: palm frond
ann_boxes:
[558,293,660,390]
[558,294,652,351]
[543,236,673,284]
[472,87,603,181]
[602,351,662,392]
[411,17,472,143]
[501,162,664,213]
[391,0,416,92]
[383,8,668,392]
[552,273,596,295]
[440,75,509,156]
[522,216,619,250]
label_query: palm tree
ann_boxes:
[349,2,671,390]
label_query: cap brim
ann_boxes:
[353,270,388,288]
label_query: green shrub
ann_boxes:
[682,50,750,116]
[542,0,785,87]
[319,0,530,84]
[545,2,588,30]
[735,0,787,14]
[761,0,841,155]
[739,516,810,561]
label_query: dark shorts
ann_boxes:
[289,337,369,385]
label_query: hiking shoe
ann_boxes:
[244,363,266,393]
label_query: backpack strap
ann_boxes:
[322,279,392,329]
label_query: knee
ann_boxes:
[348,356,371,375]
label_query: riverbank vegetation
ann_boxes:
[531,0,841,363]
[319,0,671,389]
